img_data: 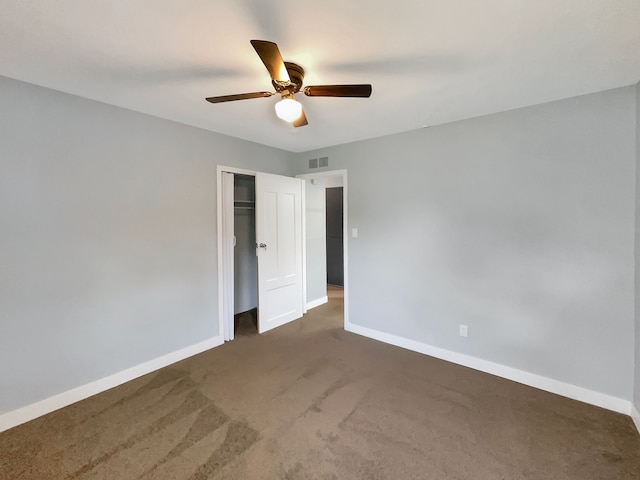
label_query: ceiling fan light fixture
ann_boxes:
[275,96,302,122]
[205,40,373,128]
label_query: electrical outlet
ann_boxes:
[459,324,468,337]
[351,228,359,238]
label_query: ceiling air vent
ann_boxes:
[309,158,318,169]
[319,157,329,168]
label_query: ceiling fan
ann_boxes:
[205,40,372,127]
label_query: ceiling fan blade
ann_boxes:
[250,40,290,84]
[293,108,308,128]
[303,84,372,98]
[205,91,274,103]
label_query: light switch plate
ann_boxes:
[352,228,358,238]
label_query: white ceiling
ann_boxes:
[2,1,640,152]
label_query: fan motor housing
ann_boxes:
[273,62,305,93]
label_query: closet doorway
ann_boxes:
[218,166,304,341]
[232,174,258,336]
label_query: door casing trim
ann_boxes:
[216,165,257,341]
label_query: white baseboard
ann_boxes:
[631,405,640,435]
[345,323,632,415]
[306,296,328,310]
[0,335,224,433]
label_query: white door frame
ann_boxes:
[296,169,349,329]
[221,171,235,341]
[216,165,257,341]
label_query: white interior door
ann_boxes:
[256,172,303,333]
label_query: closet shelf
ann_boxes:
[234,200,255,209]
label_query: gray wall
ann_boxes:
[304,180,327,303]
[292,86,636,400]
[0,76,291,414]
[2,73,638,417]
[635,80,640,415]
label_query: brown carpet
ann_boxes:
[234,308,258,337]
[1,287,639,479]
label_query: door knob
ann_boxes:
[259,243,267,249]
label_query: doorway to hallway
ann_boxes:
[297,170,348,329]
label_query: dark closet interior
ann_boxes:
[234,174,258,334]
